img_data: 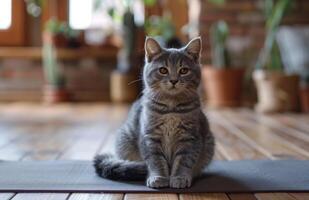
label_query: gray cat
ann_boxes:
[94,37,215,188]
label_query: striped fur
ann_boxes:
[94,37,215,188]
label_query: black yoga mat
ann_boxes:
[0,160,308,193]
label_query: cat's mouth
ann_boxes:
[161,83,181,93]
[170,85,178,90]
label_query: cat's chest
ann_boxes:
[159,114,183,137]
[144,111,196,161]
[157,115,183,161]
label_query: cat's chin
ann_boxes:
[169,88,180,94]
[161,85,181,92]
[162,88,184,96]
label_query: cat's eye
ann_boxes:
[159,67,168,75]
[179,68,189,75]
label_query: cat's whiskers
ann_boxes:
[128,78,143,86]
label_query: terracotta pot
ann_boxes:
[202,66,244,107]
[42,31,67,47]
[43,85,70,104]
[253,70,300,113]
[53,34,67,47]
[110,70,139,103]
[300,86,309,113]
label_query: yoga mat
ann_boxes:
[0,160,308,193]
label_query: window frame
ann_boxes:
[0,1,26,46]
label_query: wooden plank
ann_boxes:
[9,105,111,161]
[272,115,309,135]
[213,111,309,159]
[228,193,257,200]
[208,112,274,159]
[0,126,52,160]
[58,124,114,160]
[289,193,309,200]
[0,193,15,200]
[215,141,232,160]
[59,107,125,160]
[0,91,41,102]
[11,193,69,200]
[213,144,227,160]
[0,47,117,60]
[125,193,178,200]
[64,106,126,199]
[21,128,79,160]
[69,193,124,200]
[3,124,82,161]
[255,193,296,200]
[241,109,309,143]
[0,127,25,149]
[97,130,117,155]
[96,106,128,155]
[210,122,266,160]
[285,113,309,124]
[180,193,229,200]
[222,110,309,159]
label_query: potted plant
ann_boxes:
[300,74,309,113]
[44,18,81,48]
[276,26,309,113]
[202,20,244,107]
[145,14,182,48]
[253,0,300,113]
[42,19,70,103]
[110,1,140,103]
[300,73,309,113]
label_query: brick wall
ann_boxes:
[0,59,115,101]
[199,0,309,66]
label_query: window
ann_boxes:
[69,0,92,29]
[69,0,144,29]
[0,0,12,29]
[69,0,144,45]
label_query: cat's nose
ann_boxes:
[170,80,179,85]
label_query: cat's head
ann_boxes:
[143,37,202,99]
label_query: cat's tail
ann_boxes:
[93,154,147,181]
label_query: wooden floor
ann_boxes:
[0,103,308,200]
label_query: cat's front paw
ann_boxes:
[146,176,169,188]
[170,175,192,188]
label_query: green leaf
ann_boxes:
[210,20,229,68]
[143,0,156,7]
[108,8,115,18]
[255,0,292,70]
[263,0,274,19]
[144,15,175,41]
[93,0,103,11]
[207,0,225,6]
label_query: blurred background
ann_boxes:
[1,2,309,199]
[0,0,308,112]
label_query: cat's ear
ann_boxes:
[145,37,162,62]
[184,37,202,62]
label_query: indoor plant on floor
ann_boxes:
[110,1,140,103]
[253,0,300,113]
[276,26,309,113]
[300,75,309,112]
[202,20,244,107]
[42,19,70,103]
